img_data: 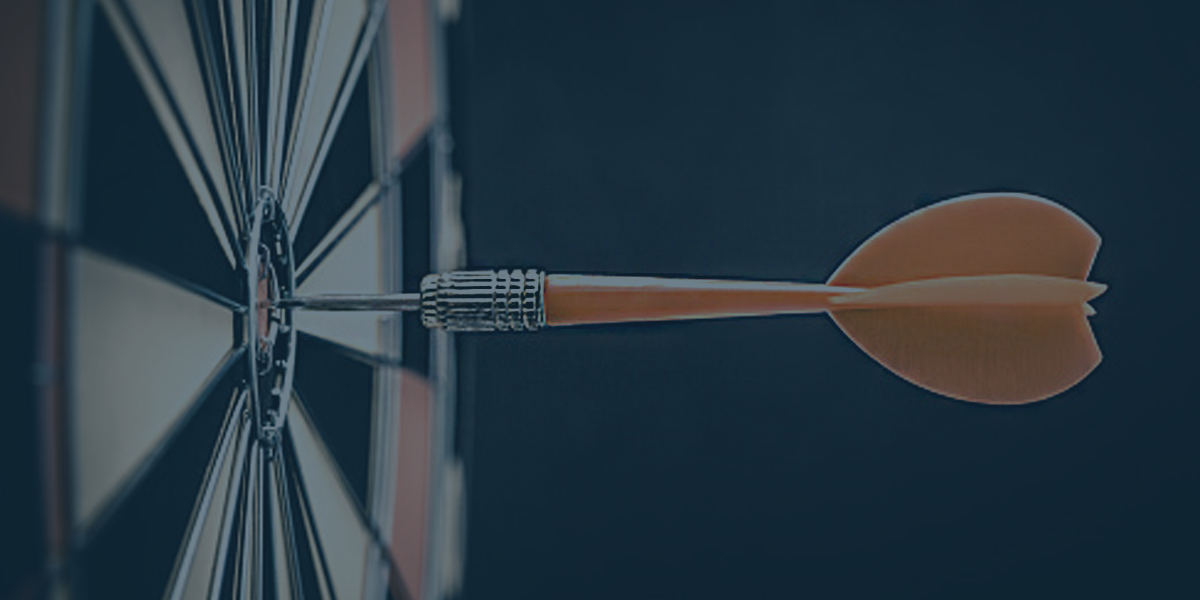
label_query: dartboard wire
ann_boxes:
[283,407,418,600]
[277,0,335,222]
[72,345,246,546]
[294,179,387,285]
[425,0,464,587]
[291,40,401,284]
[205,397,251,600]
[239,441,254,600]
[252,441,266,600]
[283,430,340,600]
[187,0,249,233]
[369,191,404,544]
[283,0,387,236]
[230,445,252,599]
[243,0,263,198]
[263,455,280,600]
[280,442,330,598]
[71,239,244,311]
[289,392,420,596]
[262,453,297,600]
[212,0,249,224]
[38,0,86,233]
[100,0,242,268]
[273,453,308,599]
[265,0,301,196]
[236,440,264,600]
[162,388,247,600]
[289,3,386,234]
[367,20,393,180]
[106,0,244,248]
[216,0,255,220]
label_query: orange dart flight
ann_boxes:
[542,193,1105,405]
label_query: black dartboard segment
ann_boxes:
[76,358,243,600]
[292,65,376,265]
[0,217,44,600]
[293,332,375,505]
[81,12,239,302]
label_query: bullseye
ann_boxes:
[245,194,297,445]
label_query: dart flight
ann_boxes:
[542,193,1105,405]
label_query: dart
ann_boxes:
[273,193,1106,405]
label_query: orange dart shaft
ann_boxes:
[543,274,862,326]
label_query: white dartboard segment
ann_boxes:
[69,249,235,530]
[290,401,373,600]
[294,202,387,356]
[101,0,240,265]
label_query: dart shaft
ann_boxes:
[277,269,855,331]
[276,268,1105,332]
[276,270,548,332]
[273,293,422,311]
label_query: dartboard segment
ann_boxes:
[163,392,251,600]
[82,12,241,301]
[386,0,436,161]
[293,333,378,504]
[295,202,392,356]
[98,0,242,266]
[76,362,243,600]
[282,0,382,234]
[288,402,382,600]
[293,68,379,267]
[69,250,238,530]
[0,1,43,219]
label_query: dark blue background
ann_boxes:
[449,2,1199,598]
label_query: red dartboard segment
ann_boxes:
[0,0,44,219]
[387,0,436,162]
[391,369,433,600]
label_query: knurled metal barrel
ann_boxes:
[420,269,546,331]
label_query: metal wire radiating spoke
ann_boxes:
[164,389,246,600]
[206,402,250,600]
[294,179,386,283]
[273,455,307,599]
[285,432,338,599]
[188,0,247,235]
[101,0,243,267]
[284,0,386,235]
[77,346,246,544]
[210,0,248,223]
[278,0,302,195]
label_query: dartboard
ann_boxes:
[0,1,467,599]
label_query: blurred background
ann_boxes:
[451,1,1199,598]
[2,1,1199,599]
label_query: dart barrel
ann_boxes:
[420,269,547,332]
